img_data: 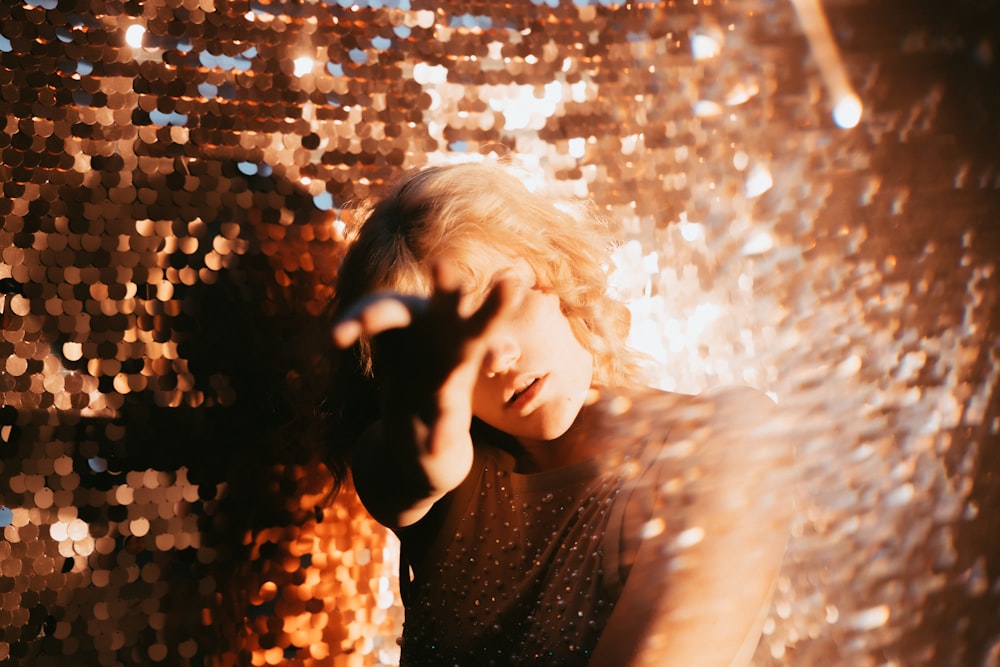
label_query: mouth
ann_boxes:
[505,374,547,410]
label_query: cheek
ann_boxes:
[545,302,590,359]
[541,314,594,390]
[470,381,489,412]
[470,379,503,423]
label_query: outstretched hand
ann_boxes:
[333,262,522,525]
[332,261,517,421]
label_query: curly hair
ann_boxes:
[324,160,637,492]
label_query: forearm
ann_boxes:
[333,264,517,529]
[590,520,786,667]
[353,380,476,529]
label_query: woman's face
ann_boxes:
[465,259,595,447]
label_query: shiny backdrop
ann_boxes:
[0,0,998,665]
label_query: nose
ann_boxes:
[483,336,520,378]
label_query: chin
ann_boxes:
[534,422,574,442]
[500,409,572,444]
[535,396,588,441]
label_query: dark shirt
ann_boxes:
[396,433,660,667]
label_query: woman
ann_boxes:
[327,161,792,666]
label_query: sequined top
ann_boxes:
[395,433,658,667]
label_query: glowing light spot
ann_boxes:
[258,581,278,602]
[67,518,90,541]
[726,80,759,106]
[293,56,314,77]
[791,0,862,130]
[690,28,723,60]
[740,230,775,256]
[836,353,863,378]
[641,517,666,539]
[642,251,659,274]
[744,164,773,198]
[833,93,863,128]
[413,62,448,85]
[377,588,396,609]
[608,395,633,416]
[62,341,83,362]
[125,24,146,48]
[50,521,69,541]
[689,302,722,334]
[825,604,840,624]
[693,100,723,117]
[885,483,915,508]
[679,221,705,243]
[621,133,641,155]
[849,605,890,631]
[675,526,705,548]
[491,83,562,131]
[130,517,150,537]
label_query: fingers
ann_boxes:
[332,293,419,348]
[427,261,464,318]
[431,260,463,294]
[332,318,363,349]
[331,262,461,350]
[332,259,522,349]
[467,274,519,335]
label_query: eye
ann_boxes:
[462,265,536,314]
[459,279,503,315]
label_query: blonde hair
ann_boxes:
[333,161,636,386]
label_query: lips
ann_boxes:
[504,374,548,411]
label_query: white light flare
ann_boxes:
[833,93,863,129]
[790,0,863,129]
[293,56,315,77]
[690,27,724,60]
[125,24,146,49]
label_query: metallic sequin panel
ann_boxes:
[1,0,997,665]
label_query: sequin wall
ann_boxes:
[0,0,998,665]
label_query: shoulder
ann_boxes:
[687,385,779,438]
[599,382,774,412]
[596,383,777,439]
[695,384,776,413]
[592,387,792,667]
[608,384,787,498]
[631,384,778,436]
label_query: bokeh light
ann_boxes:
[0,0,997,666]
